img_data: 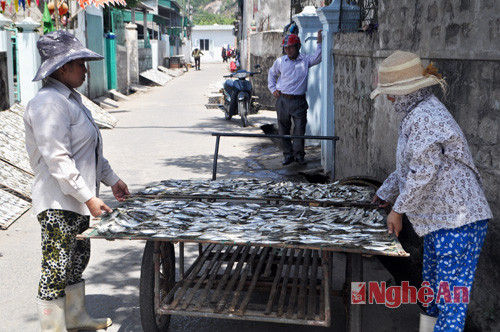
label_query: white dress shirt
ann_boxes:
[24,77,120,216]
[268,43,322,95]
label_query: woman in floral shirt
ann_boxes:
[370,51,492,332]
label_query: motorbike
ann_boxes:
[219,64,261,127]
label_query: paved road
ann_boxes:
[0,63,420,331]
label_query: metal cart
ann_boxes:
[78,133,408,331]
[79,194,408,332]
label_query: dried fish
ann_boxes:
[0,188,31,229]
[94,197,404,255]
[137,179,375,203]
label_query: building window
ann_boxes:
[200,39,210,50]
[346,0,378,31]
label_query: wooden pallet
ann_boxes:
[159,244,331,326]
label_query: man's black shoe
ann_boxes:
[295,157,307,165]
[282,157,294,165]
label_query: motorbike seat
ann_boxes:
[224,80,235,93]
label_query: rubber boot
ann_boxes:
[419,313,437,332]
[36,297,67,332]
[65,280,112,331]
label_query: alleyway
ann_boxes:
[0,63,420,331]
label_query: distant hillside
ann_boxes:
[190,0,238,25]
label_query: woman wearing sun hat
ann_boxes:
[371,51,491,331]
[24,30,130,331]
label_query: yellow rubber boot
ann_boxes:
[419,313,437,332]
[36,298,67,332]
[65,280,112,331]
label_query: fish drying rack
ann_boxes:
[78,132,408,332]
[80,193,408,332]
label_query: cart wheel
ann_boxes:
[140,241,175,332]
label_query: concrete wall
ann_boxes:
[249,31,283,110]
[252,0,293,31]
[0,52,9,111]
[75,11,89,96]
[240,0,291,70]
[85,8,107,100]
[191,26,235,63]
[138,46,152,73]
[16,23,42,105]
[182,37,191,66]
[125,23,139,86]
[333,1,500,330]
[293,9,323,138]
[158,35,168,66]
[0,25,15,107]
[116,44,128,94]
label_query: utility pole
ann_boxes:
[53,0,60,30]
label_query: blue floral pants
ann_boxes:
[37,209,91,301]
[423,220,488,331]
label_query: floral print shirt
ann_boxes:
[376,89,492,236]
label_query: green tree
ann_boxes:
[193,11,234,25]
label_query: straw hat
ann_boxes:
[33,30,104,82]
[370,51,444,99]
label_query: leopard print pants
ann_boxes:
[37,209,90,301]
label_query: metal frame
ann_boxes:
[81,202,408,332]
[211,132,339,180]
[153,241,336,327]
[80,224,407,332]
[147,240,370,331]
[77,131,411,331]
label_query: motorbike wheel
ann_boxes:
[224,100,232,120]
[238,100,249,127]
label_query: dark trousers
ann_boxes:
[194,57,201,70]
[276,95,308,159]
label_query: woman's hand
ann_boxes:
[112,179,130,202]
[387,210,403,237]
[85,196,112,217]
[371,194,389,208]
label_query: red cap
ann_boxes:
[282,34,300,47]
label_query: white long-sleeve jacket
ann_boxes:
[24,77,120,216]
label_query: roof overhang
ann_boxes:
[135,2,155,11]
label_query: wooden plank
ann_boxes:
[319,252,328,321]
[157,306,331,327]
[236,246,270,314]
[276,248,295,317]
[265,248,290,315]
[169,243,215,308]
[211,246,245,302]
[297,249,311,319]
[195,245,234,310]
[262,247,277,278]
[227,247,260,312]
[216,246,253,312]
[77,229,409,258]
[180,245,225,310]
[126,193,378,208]
[346,253,363,332]
[307,250,319,319]
[287,249,304,318]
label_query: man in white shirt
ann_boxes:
[268,30,322,165]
